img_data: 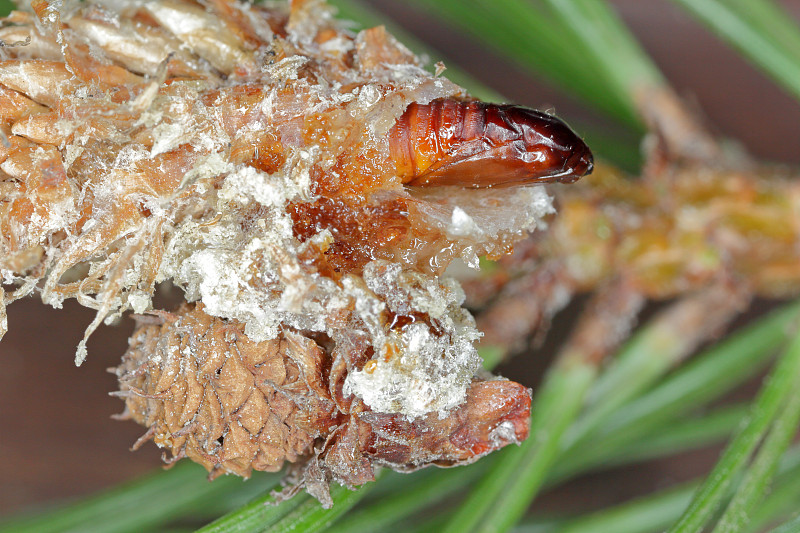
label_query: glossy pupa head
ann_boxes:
[499,105,594,184]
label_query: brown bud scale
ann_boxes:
[117,304,530,500]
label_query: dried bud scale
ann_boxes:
[116,304,333,479]
[0,0,591,502]
[116,303,530,493]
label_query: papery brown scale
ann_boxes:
[116,304,530,488]
[206,0,273,49]
[63,41,144,88]
[356,25,419,71]
[11,111,64,145]
[0,60,76,107]
[0,85,45,126]
[0,134,33,167]
[230,131,286,173]
[358,380,530,468]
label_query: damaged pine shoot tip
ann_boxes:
[0,0,591,507]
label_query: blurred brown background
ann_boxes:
[2,0,800,520]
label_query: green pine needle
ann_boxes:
[713,379,800,532]
[668,321,800,533]
[0,463,277,533]
[560,302,800,475]
[670,0,800,104]
[772,514,800,533]
[408,0,664,128]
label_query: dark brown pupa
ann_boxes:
[390,98,593,188]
